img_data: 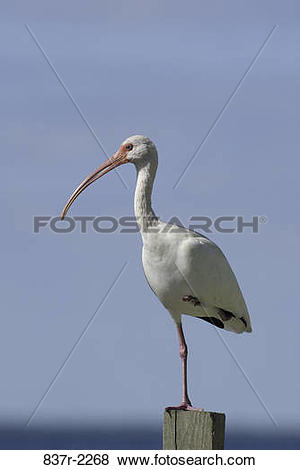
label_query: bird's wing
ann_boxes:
[176,234,252,331]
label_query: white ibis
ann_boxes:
[61,135,252,410]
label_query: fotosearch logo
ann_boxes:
[33,215,267,234]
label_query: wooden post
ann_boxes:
[163,410,225,450]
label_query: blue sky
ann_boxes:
[0,0,299,436]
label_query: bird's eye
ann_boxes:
[126,144,133,151]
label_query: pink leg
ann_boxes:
[166,322,203,411]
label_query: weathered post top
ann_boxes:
[163,410,225,450]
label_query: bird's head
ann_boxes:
[124,135,157,167]
[61,135,157,219]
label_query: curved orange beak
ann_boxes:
[61,149,129,220]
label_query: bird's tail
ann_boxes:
[217,308,252,333]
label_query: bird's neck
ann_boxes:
[134,161,158,233]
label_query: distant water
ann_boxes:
[0,426,299,449]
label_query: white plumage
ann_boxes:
[62,134,252,410]
[142,227,251,333]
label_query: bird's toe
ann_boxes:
[165,403,204,412]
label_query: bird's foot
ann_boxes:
[182,295,201,307]
[165,402,204,412]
